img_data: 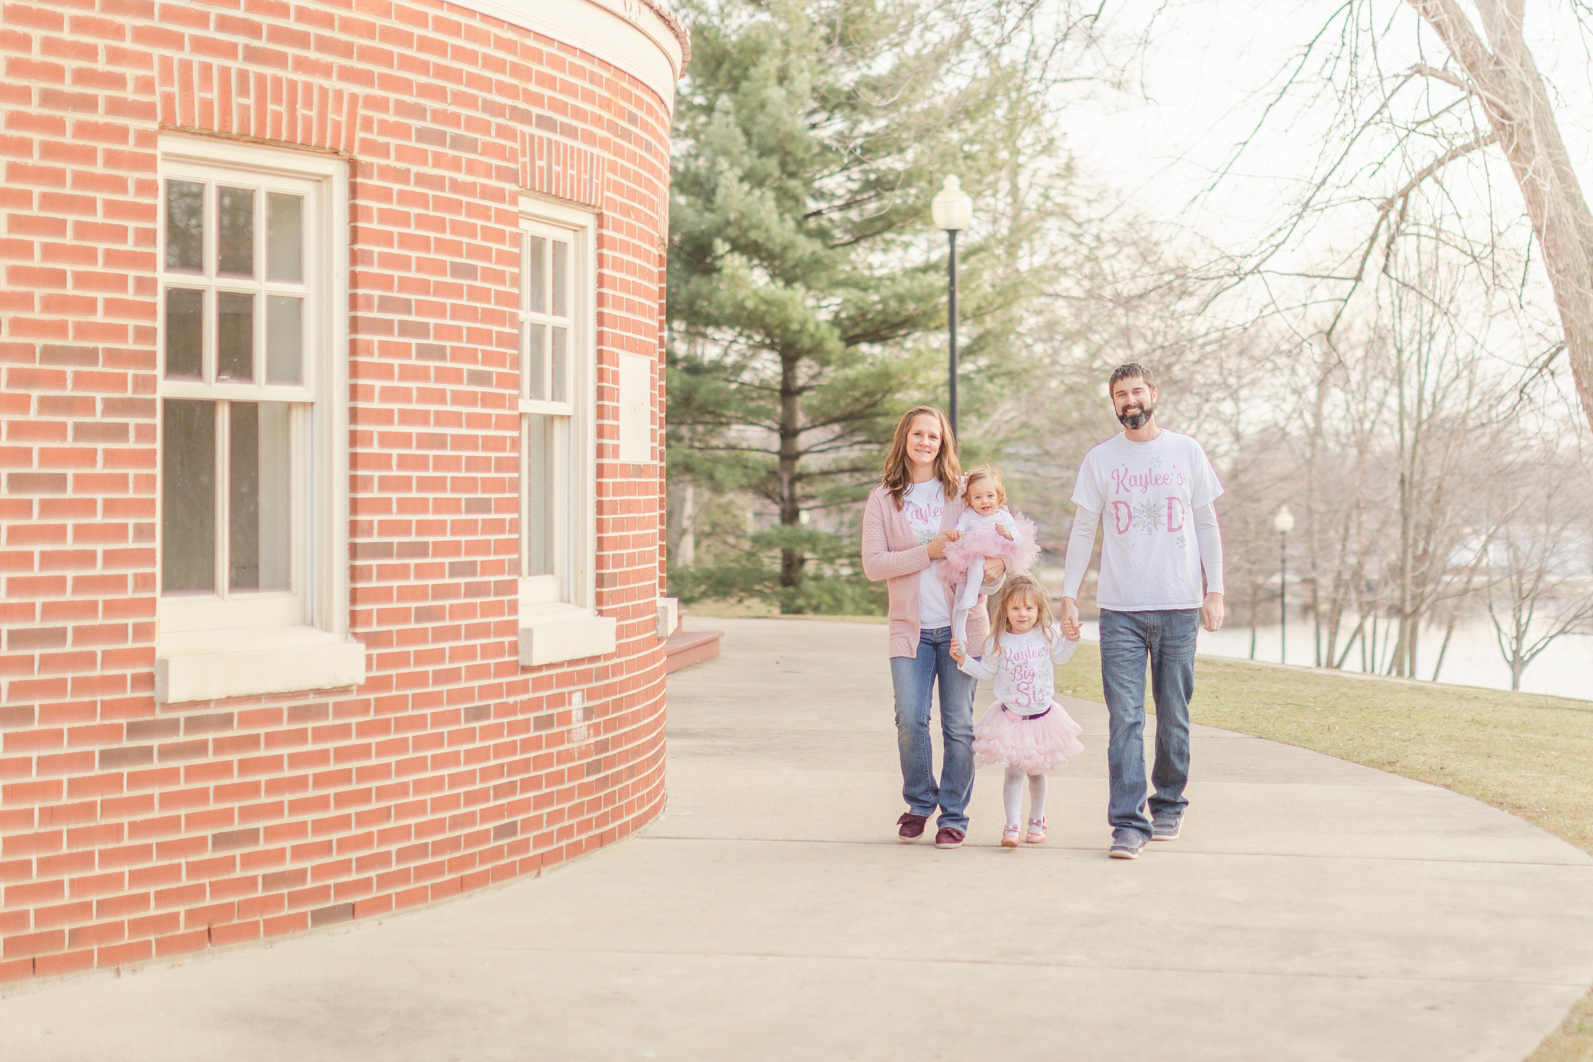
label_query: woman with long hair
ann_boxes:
[861,405,1005,848]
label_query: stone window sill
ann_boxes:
[519,603,617,666]
[155,626,367,705]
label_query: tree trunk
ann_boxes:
[1431,614,1456,682]
[777,352,804,603]
[1409,0,1593,433]
[1393,348,1416,677]
[1334,616,1366,671]
[678,481,697,567]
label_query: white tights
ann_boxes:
[1003,766,1047,827]
[950,564,984,647]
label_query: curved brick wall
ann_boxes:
[0,0,676,983]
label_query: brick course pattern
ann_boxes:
[0,0,673,984]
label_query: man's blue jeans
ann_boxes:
[889,626,977,832]
[1098,608,1200,840]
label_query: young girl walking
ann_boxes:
[951,574,1085,847]
[939,466,1039,649]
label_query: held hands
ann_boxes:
[926,528,961,559]
[1059,596,1081,641]
[1202,592,1226,633]
[949,638,965,664]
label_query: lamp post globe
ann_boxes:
[932,175,973,231]
[932,175,973,437]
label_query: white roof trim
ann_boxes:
[447,0,687,114]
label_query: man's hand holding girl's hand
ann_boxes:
[1059,596,1081,640]
[949,639,964,663]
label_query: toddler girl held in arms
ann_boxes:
[940,465,1040,647]
[951,575,1084,847]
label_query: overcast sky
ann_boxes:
[1065,0,1593,247]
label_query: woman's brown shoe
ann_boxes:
[897,812,928,842]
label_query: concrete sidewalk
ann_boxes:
[4,617,1592,1061]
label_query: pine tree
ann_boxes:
[667,0,1069,612]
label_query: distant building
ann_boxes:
[1,0,687,982]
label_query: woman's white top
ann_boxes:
[957,625,1078,714]
[901,479,951,628]
[955,507,1019,537]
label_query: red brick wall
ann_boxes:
[0,0,673,983]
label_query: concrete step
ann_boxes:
[664,628,722,673]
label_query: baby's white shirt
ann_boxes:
[956,507,1019,536]
[957,625,1078,713]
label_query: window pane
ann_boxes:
[217,186,254,276]
[165,180,204,273]
[217,291,254,381]
[162,399,216,594]
[551,240,568,317]
[529,236,546,314]
[165,288,203,379]
[525,323,545,400]
[524,413,551,576]
[551,326,567,402]
[267,295,302,384]
[229,401,291,592]
[266,192,303,282]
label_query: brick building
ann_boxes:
[0,0,687,983]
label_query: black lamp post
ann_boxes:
[931,176,973,437]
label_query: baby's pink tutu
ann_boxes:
[941,513,1041,588]
[973,701,1084,773]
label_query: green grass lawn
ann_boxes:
[1059,640,1593,1062]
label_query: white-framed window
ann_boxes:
[516,200,614,666]
[154,135,363,703]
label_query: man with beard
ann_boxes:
[1059,363,1226,860]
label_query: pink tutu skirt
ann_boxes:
[973,701,1084,773]
[940,513,1041,588]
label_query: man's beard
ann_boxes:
[1117,403,1154,430]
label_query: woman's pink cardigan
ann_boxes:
[862,481,994,659]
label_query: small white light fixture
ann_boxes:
[931,175,973,232]
[1273,505,1295,535]
[798,510,811,525]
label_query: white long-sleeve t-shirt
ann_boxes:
[956,507,1019,538]
[957,626,1079,714]
[1061,430,1225,610]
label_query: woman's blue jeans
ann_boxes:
[889,626,977,832]
[1099,608,1200,840]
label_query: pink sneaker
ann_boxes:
[1025,817,1047,844]
[1000,825,1021,848]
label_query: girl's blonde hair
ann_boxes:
[962,464,1006,506]
[881,405,961,510]
[990,573,1055,656]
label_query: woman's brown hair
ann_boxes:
[881,405,961,509]
[989,574,1056,656]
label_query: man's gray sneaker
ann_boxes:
[1108,830,1148,859]
[1151,811,1183,841]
